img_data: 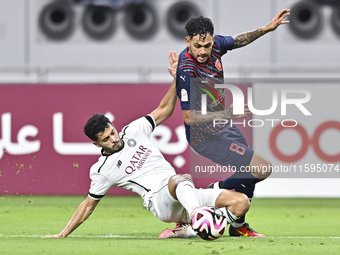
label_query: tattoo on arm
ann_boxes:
[233,28,266,49]
[188,108,234,124]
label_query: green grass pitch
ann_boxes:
[1,196,339,255]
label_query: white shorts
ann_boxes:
[143,177,223,223]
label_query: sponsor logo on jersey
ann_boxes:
[215,59,222,71]
[116,160,122,168]
[181,89,188,102]
[125,145,152,174]
[127,138,136,147]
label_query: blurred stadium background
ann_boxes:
[0,0,339,198]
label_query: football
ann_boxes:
[191,206,227,240]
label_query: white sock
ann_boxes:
[175,178,200,217]
[187,225,196,237]
[220,207,239,224]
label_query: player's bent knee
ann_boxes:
[265,161,273,175]
[257,160,272,180]
[169,174,193,186]
[215,190,250,217]
[235,193,250,217]
[260,159,272,179]
[182,174,193,180]
[250,153,273,180]
[228,192,249,217]
[168,174,194,200]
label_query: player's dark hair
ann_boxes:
[185,16,214,40]
[83,114,111,141]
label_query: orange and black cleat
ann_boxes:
[229,223,265,237]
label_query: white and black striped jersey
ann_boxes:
[88,115,176,201]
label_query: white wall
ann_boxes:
[1,0,339,83]
[252,83,340,197]
[0,0,26,66]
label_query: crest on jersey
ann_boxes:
[127,138,136,147]
[181,89,188,102]
[215,60,222,71]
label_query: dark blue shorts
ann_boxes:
[191,127,254,171]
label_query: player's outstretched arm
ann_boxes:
[232,8,290,49]
[150,51,178,126]
[42,197,99,238]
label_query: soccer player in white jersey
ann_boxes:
[42,52,250,239]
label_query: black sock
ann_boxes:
[218,170,260,199]
[234,215,245,224]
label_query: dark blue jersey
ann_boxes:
[176,35,236,145]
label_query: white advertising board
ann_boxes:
[252,83,340,197]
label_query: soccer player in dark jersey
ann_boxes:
[175,9,290,237]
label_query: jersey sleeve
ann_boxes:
[214,35,234,55]
[88,173,112,200]
[123,115,155,138]
[176,71,198,111]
